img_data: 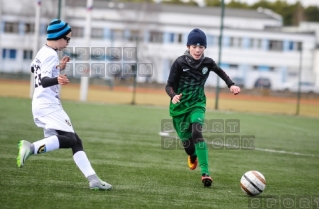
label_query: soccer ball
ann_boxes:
[240,170,266,196]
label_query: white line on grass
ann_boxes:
[158,132,318,158]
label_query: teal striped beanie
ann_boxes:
[47,19,72,40]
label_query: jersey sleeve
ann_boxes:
[165,58,183,99]
[209,59,234,88]
[41,55,58,78]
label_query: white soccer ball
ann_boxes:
[240,170,266,196]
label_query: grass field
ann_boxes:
[0,97,318,209]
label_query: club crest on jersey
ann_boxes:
[202,67,208,74]
[65,119,72,126]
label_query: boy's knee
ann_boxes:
[57,131,77,148]
[192,123,203,143]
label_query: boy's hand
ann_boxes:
[230,85,240,95]
[172,94,182,104]
[59,56,70,71]
[57,74,69,85]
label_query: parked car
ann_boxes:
[281,81,318,93]
[232,77,244,88]
[254,78,271,89]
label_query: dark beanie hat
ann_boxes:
[186,28,207,48]
[47,19,72,40]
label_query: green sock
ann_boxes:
[195,141,209,175]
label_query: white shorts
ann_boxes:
[34,108,75,138]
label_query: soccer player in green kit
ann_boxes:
[165,28,241,187]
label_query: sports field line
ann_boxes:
[158,132,318,158]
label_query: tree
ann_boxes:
[304,6,319,22]
[162,0,186,4]
[205,0,221,7]
[227,0,249,9]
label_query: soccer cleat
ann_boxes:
[188,155,198,170]
[17,140,33,168]
[201,174,213,187]
[89,179,112,191]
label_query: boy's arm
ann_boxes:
[40,55,69,88]
[211,62,234,88]
[165,60,181,99]
[41,77,58,87]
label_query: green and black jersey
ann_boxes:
[165,52,234,117]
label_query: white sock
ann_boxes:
[73,151,96,178]
[32,135,60,155]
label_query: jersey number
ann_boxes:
[34,65,42,88]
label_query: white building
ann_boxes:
[0,0,317,90]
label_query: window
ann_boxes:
[2,49,17,59]
[229,37,235,47]
[268,40,283,51]
[4,22,19,33]
[72,27,84,38]
[110,29,123,41]
[296,42,302,51]
[251,39,262,49]
[9,49,17,59]
[149,31,163,43]
[237,38,242,48]
[177,34,182,43]
[23,50,33,60]
[24,23,35,33]
[169,33,174,43]
[207,35,214,46]
[220,63,230,69]
[128,30,139,42]
[229,64,238,69]
[289,41,294,50]
[92,28,104,39]
[229,37,242,48]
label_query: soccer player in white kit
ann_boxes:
[16,19,112,190]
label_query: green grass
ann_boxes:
[0,97,318,209]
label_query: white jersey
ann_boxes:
[31,45,61,118]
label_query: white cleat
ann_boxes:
[17,140,33,168]
[89,179,112,191]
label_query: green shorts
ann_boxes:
[172,107,205,141]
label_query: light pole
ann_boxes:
[131,33,139,105]
[214,0,225,110]
[57,0,62,19]
[30,0,41,98]
[80,0,93,102]
[296,42,303,116]
[0,0,3,71]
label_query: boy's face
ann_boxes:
[188,45,205,60]
[57,32,72,51]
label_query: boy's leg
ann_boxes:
[172,114,197,170]
[190,109,212,187]
[17,130,77,168]
[72,133,112,190]
[183,138,198,170]
[17,112,75,168]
